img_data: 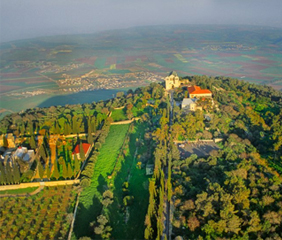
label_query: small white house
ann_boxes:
[13,147,35,164]
[181,98,198,111]
[23,150,35,162]
[14,147,28,158]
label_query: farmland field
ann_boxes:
[1,25,282,117]
[0,185,77,240]
[73,122,150,239]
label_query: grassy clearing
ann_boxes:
[111,108,127,121]
[0,187,38,195]
[109,122,150,239]
[73,124,130,239]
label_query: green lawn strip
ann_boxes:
[109,122,149,239]
[73,124,130,239]
[111,108,127,121]
[125,123,150,239]
[0,187,38,195]
[127,162,149,238]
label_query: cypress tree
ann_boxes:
[20,123,25,136]
[5,164,13,184]
[88,129,93,144]
[13,164,21,184]
[3,135,8,148]
[72,117,78,134]
[64,122,71,136]
[62,160,68,179]
[53,160,60,180]
[67,163,73,179]
[0,171,5,185]
[91,116,97,132]
[79,142,86,161]
[55,121,61,135]
[167,153,172,201]
[63,122,67,136]
[46,165,51,180]
[39,145,47,162]
[29,122,34,135]
[74,154,80,175]
[30,134,37,149]
[38,161,44,180]
[0,164,7,185]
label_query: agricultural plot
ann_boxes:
[174,53,188,63]
[0,185,77,240]
[94,58,106,69]
[105,56,117,67]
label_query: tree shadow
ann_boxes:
[109,122,147,239]
[73,174,108,239]
[109,156,130,239]
[97,174,108,195]
[72,193,100,239]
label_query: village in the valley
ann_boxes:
[6,67,164,99]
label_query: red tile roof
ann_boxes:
[188,86,212,95]
[72,143,91,155]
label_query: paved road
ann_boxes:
[163,90,174,240]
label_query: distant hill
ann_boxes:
[1,25,282,118]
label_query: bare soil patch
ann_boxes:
[105,56,117,65]
[76,57,97,65]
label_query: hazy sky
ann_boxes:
[1,0,282,43]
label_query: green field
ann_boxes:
[111,108,127,121]
[73,124,130,238]
[109,122,150,239]
[73,122,150,239]
[0,187,38,195]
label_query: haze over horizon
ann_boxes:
[1,0,282,43]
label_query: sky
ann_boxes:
[1,0,282,43]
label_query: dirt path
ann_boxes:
[0,185,44,198]
[110,118,140,125]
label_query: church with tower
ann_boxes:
[165,71,181,90]
[164,71,213,112]
[165,71,189,90]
